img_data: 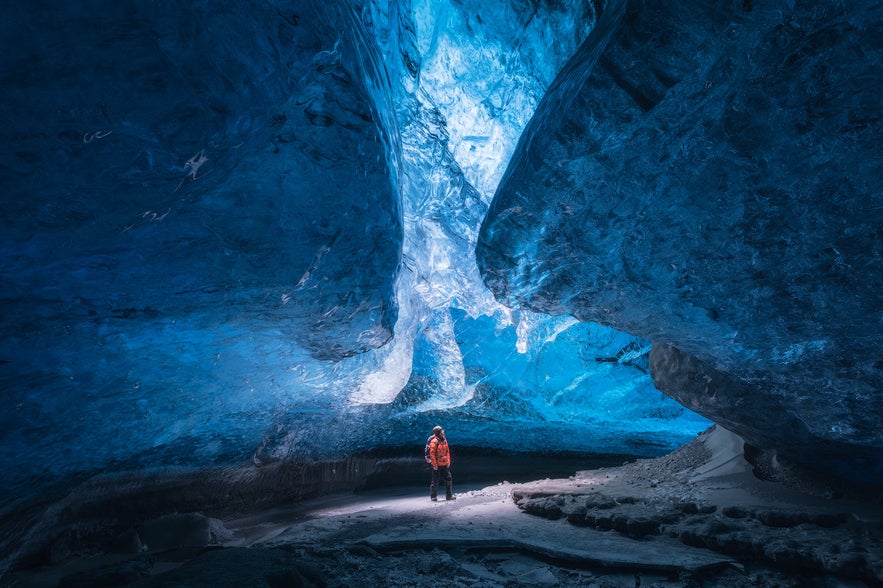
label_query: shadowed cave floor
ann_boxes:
[6,427,883,587]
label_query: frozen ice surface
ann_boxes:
[477,0,883,480]
[0,0,401,498]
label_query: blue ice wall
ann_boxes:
[244,0,709,467]
[0,0,403,496]
[477,0,883,478]
[0,0,715,503]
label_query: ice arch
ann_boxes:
[0,0,716,504]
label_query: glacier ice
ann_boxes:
[1,0,403,497]
[477,0,883,479]
[0,0,760,495]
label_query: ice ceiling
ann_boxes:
[1,0,880,500]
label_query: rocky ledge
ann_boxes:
[512,426,883,585]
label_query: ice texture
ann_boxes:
[0,0,402,495]
[477,0,883,478]
[0,0,713,502]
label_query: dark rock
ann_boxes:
[810,512,849,528]
[680,502,700,515]
[301,564,329,587]
[58,558,151,588]
[679,530,708,549]
[136,513,230,552]
[712,532,757,557]
[611,514,631,534]
[518,497,565,520]
[722,506,751,519]
[762,539,816,571]
[566,510,591,526]
[655,508,683,525]
[625,516,659,539]
[756,510,802,528]
[347,544,380,559]
[593,515,614,531]
[586,496,617,510]
[140,547,321,587]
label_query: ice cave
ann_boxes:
[1,0,881,586]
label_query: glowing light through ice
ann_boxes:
[345,1,707,450]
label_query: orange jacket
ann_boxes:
[429,435,451,468]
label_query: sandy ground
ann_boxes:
[5,426,882,587]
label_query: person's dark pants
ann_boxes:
[430,465,453,500]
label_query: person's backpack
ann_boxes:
[424,435,435,463]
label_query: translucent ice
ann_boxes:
[0,0,717,503]
[477,0,883,478]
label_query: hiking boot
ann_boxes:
[446,495,456,500]
[431,497,438,501]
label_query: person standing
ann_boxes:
[428,425,455,501]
